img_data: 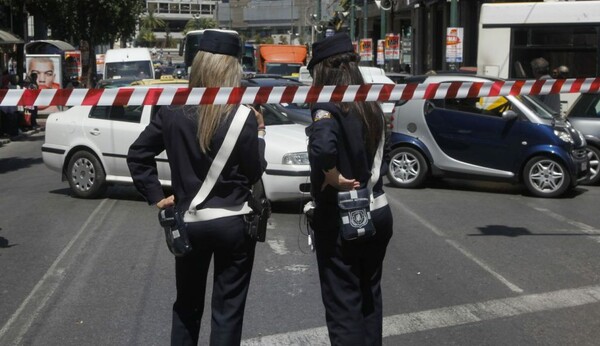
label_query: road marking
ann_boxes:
[390,198,446,237]
[446,239,523,293]
[0,199,116,346]
[241,284,600,345]
[266,239,289,255]
[532,207,600,243]
[390,198,522,293]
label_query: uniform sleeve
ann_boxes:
[237,114,267,185]
[309,109,339,172]
[127,111,167,205]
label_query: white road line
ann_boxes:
[532,207,600,243]
[390,198,522,292]
[388,198,446,237]
[446,239,523,293]
[267,239,290,255]
[241,284,600,345]
[0,199,115,346]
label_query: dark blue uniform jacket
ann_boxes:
[127,105,267,211]
[308,102,389,208]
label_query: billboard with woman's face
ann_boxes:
[26,54,62,89]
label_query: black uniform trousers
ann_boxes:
[313,204,393,346]
[171,215,256,346]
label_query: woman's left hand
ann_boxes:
[249,105,265,129]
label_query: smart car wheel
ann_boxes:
[583,145,600,185]
[523,156,570,198]
[387,147,428,188]
[67,151,107,198]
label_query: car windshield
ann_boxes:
[260,104,294,126]
[514,95,557,120]
[265,63,302,76]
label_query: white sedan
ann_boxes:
[41,89,310,202]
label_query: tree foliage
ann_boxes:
[183,17,216,34]
[9,0,145,85]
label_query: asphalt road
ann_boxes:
[1,131,600,345]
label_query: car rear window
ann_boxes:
[90,106,143,123]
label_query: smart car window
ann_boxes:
[444,97,481,114]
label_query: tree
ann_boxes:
[7,0,145,86]
[141,10,165,32]
[183,17,216,34]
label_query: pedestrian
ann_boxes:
[552,65,570,79]
[1,74,21,137]
[127,30,267,345]
[306,32,393,346]
[26,73,39,130]
[531,57,561,114]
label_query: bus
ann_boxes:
[179,29,239,74]
[477,1,600,112]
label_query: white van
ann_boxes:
[103,48,155,80]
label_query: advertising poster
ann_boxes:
[359,39,373,61]
[446,27,463,63]
[26,54,62,90]
[377,40,385,65]
[65,50,82,82]
[25,54,62,114]
[385,33,400,60]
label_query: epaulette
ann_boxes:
[313,110,332,122]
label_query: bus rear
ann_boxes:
[179,29,239,74]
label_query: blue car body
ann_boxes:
[387,75,589,197]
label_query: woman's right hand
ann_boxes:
[321,167,359,191]
[156,195,175,209]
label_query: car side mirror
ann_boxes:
[502,110,518,121]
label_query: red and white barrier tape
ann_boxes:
[1,78,599,107]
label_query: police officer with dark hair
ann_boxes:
[127,30,267,345]
[307,33,393,345]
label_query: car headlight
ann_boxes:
[554,129,574,143]
[282,152,309,165]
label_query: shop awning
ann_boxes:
[0,29,23,44]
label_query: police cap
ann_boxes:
[307,33,354,73]
[198,30,242,58]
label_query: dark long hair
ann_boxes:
[311,52,383,154]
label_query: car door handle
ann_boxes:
[89,128,101,136]
[458,130,472,134]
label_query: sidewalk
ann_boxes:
[0,118,47,147]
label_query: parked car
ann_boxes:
[243,75,312,125]
[298,66,396,133]
[387,74,590,198]
[41,84,310,202]
[565,92,600,184]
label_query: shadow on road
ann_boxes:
[470,225,593,237]
[0,228,18,249]
[0,157,43,174]
[385,178,588,199]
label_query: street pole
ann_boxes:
[291,0,294,42]
[350,0,355,41]
[449,0,458,71]
[380,5,386,40]
[363,0,367,39]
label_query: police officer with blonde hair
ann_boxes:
[127,30,266,345]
